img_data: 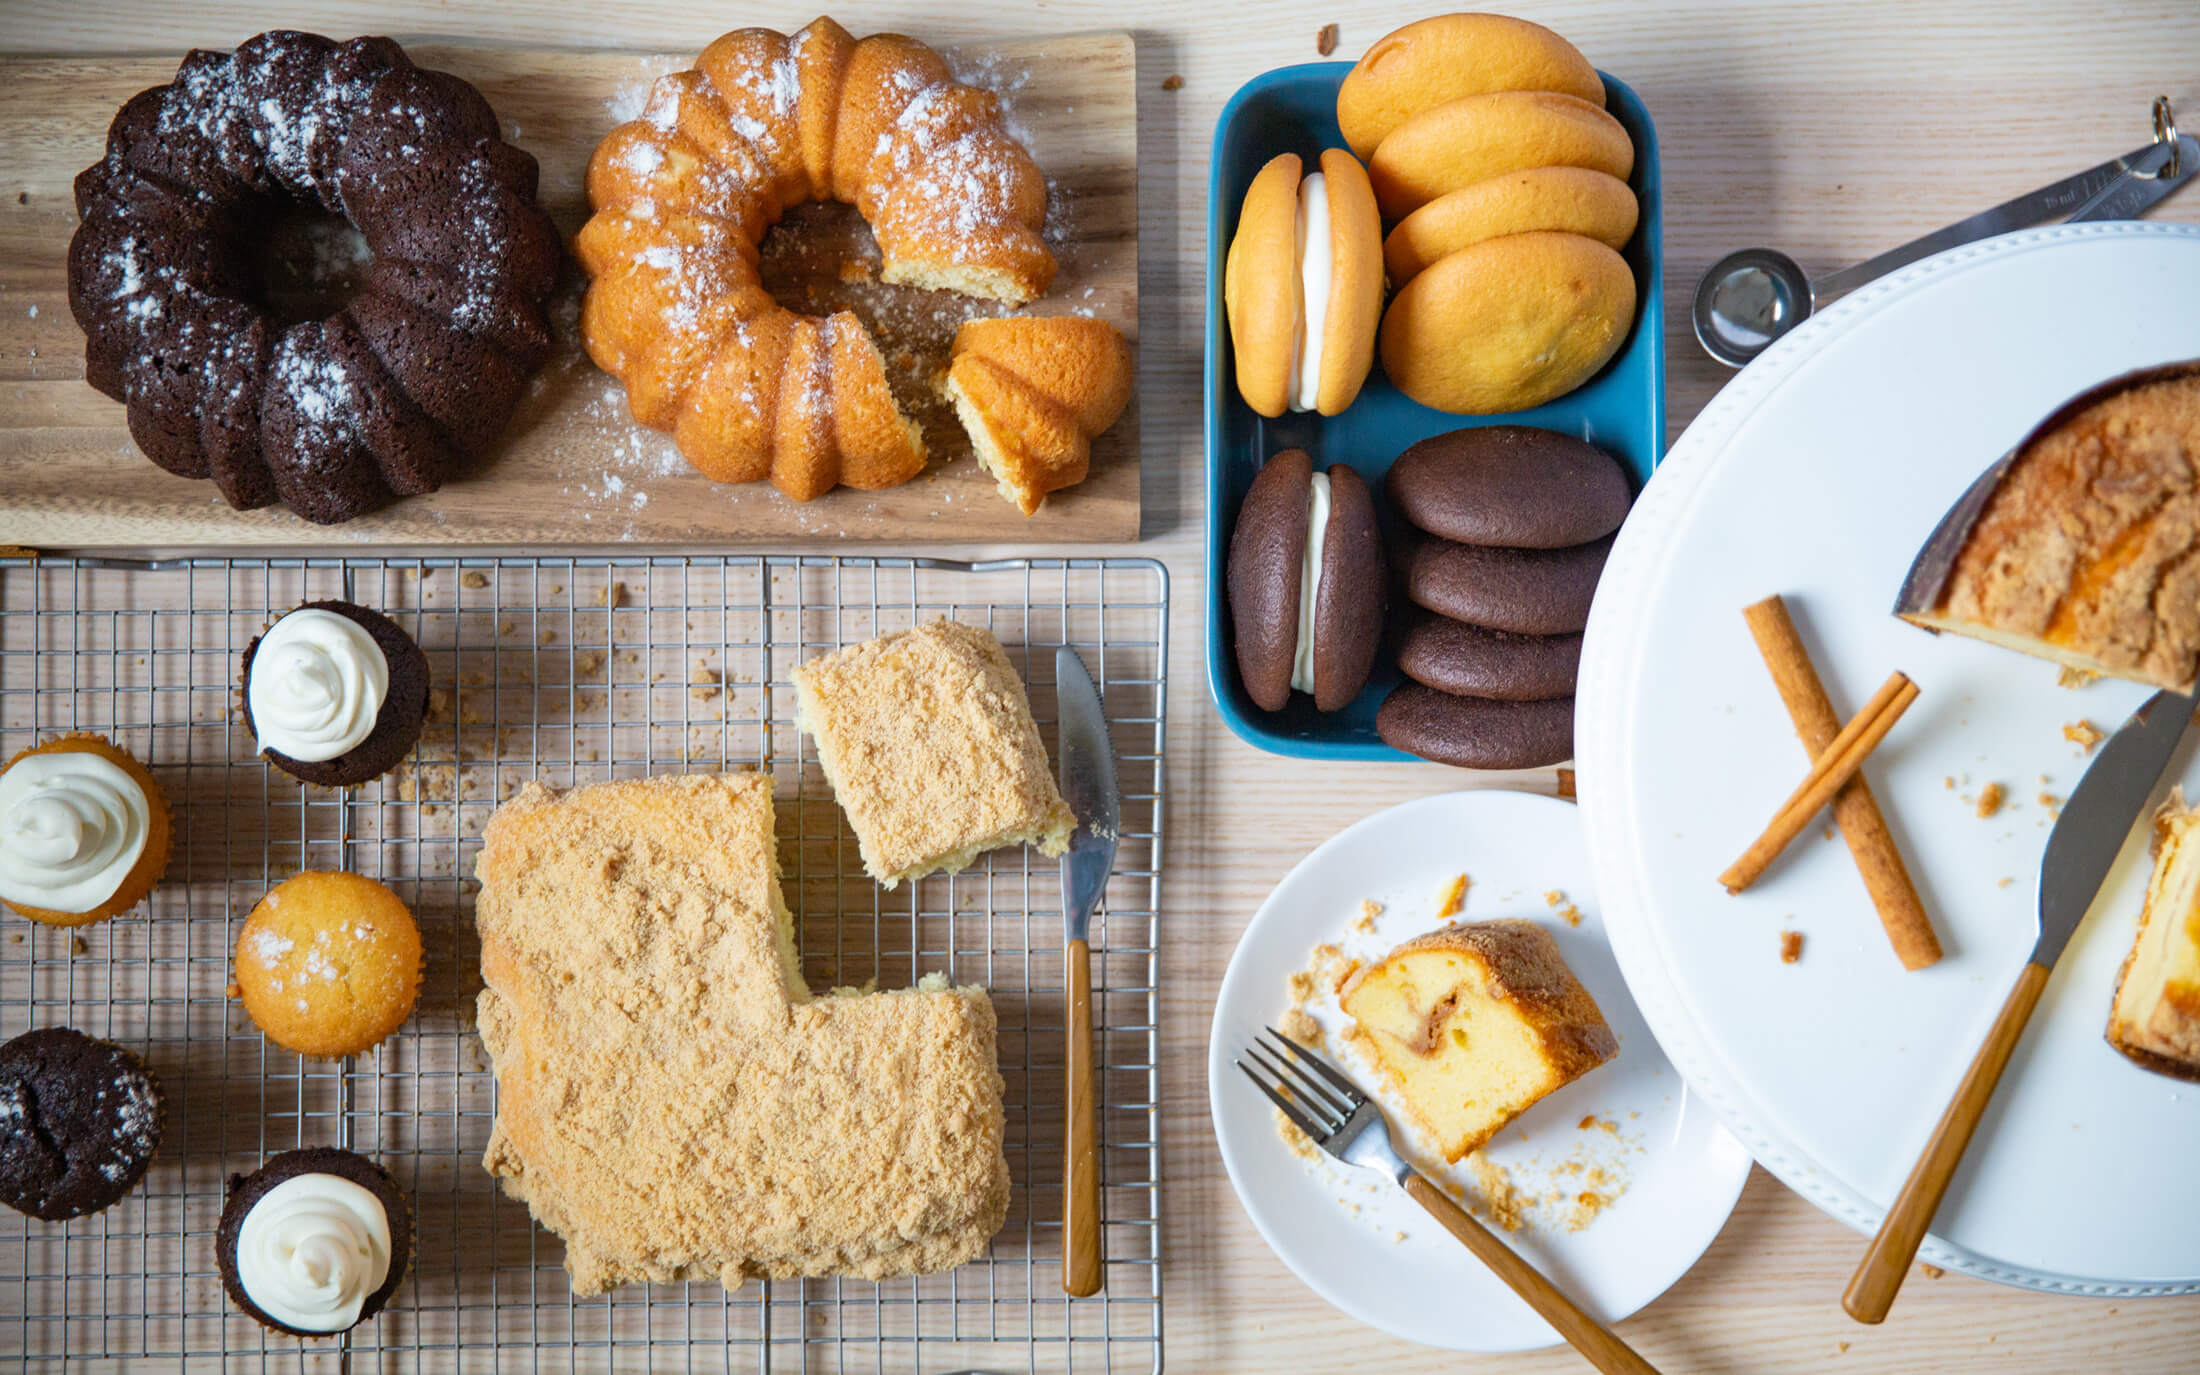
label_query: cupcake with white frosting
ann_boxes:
[241,601,429,787]
[0,733,172,926]
[216,1146,413,1338]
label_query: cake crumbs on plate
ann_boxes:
[1435,873,1469,918]
[2039,791,2063,820]
[2063,719,2104,752]
[1975,782,2005,819]
[2058,666,2098,689]
[1780,930,1804,963]
[1278,1007,1323,1048]
[1350,898,1383,934]
[1466,1152,1527,1232]
[1273,1107,1321,1162]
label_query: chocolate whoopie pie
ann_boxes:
[217,1146,414,1338]
[241,600,429,788]
[1226,449,1386,712]
[1397,616,1582,701]
[1377,683,1575,770]
[1400,531,1614,636]
[0,1026,165,1220]
[1385,425,1632,548]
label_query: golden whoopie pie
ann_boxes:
[1367,90,1633,221]
[1379,231,1636,415]
[1226,449,1386,712]
[1336,13,1606,161]
[1222,150,1383,418]
[1383,166,1637,286]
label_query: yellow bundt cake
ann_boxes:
[576,16,1057,502]
[940,316,1133,515]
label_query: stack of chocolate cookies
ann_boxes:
[1376,426,1631,768]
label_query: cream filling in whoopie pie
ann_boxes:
[1288,472,1332,695]
[1291,173,1335,413]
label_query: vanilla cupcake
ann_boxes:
[0,733,172,926]
[241,601,429,788]
[217,1147,413,1338]
[234,872,423,1058]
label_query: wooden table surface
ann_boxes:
[6,1,2200,1369]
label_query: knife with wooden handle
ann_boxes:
[1056,646,1119,1298]
[1843,688,2194,1323]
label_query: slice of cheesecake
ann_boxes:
[1340,918,1617,1162]
[2108,793,2200,1081]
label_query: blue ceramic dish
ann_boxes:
[1203,63,1665,761]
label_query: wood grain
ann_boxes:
[0,36,1140,548]
[5,2,2200,1371]
[1844,961,2054,1325]
[1063,935,1103,1297]
[1404,1173,1662,1375]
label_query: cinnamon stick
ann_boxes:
[1744,597,1941,968]
[1721,669,1918,895]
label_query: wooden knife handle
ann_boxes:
[1843,959,2051,1323]
[1404,1174,1661,1375]
[1063,936,1103,1297]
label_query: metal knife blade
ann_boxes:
[2034,689,2195,965]
[1057,646,1120,942]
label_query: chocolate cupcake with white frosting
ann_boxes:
[241,602,429,787]
[216,1147,412,1338]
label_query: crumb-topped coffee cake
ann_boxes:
[473,772,1010,1294]
[792,619,1077,887]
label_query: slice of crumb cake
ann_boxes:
[792,618,1077,887]
[1341,918,1616,1162]
[474,772,1009,1294]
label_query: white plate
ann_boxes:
[1578,222,2200,1295]
[1206,790,1752,1352]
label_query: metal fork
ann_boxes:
[1238,1028,1661,1375]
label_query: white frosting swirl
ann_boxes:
[1290,171,1334,413]
[1289,472,1332,696]
[0,751,150,913]
[248,610,389,762]
[236,1173,393,1333]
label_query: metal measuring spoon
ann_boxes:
[1694,97,2196,368]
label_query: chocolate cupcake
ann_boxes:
[0,1026,165,1220]
[217,1147,413,1338]
[242,601,429,787]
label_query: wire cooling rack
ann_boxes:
[0,554,1165,1373]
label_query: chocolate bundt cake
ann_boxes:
[66,31,561,525]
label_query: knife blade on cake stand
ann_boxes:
[1056,645,1120,1298]
[1843,688,2195,1322]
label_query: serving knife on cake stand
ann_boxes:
[1057,645,1120,1298]
[1843,687,2195,1322]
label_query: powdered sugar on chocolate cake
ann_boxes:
[67,29,562,525]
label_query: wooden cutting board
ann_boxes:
[0,36,1138,549]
